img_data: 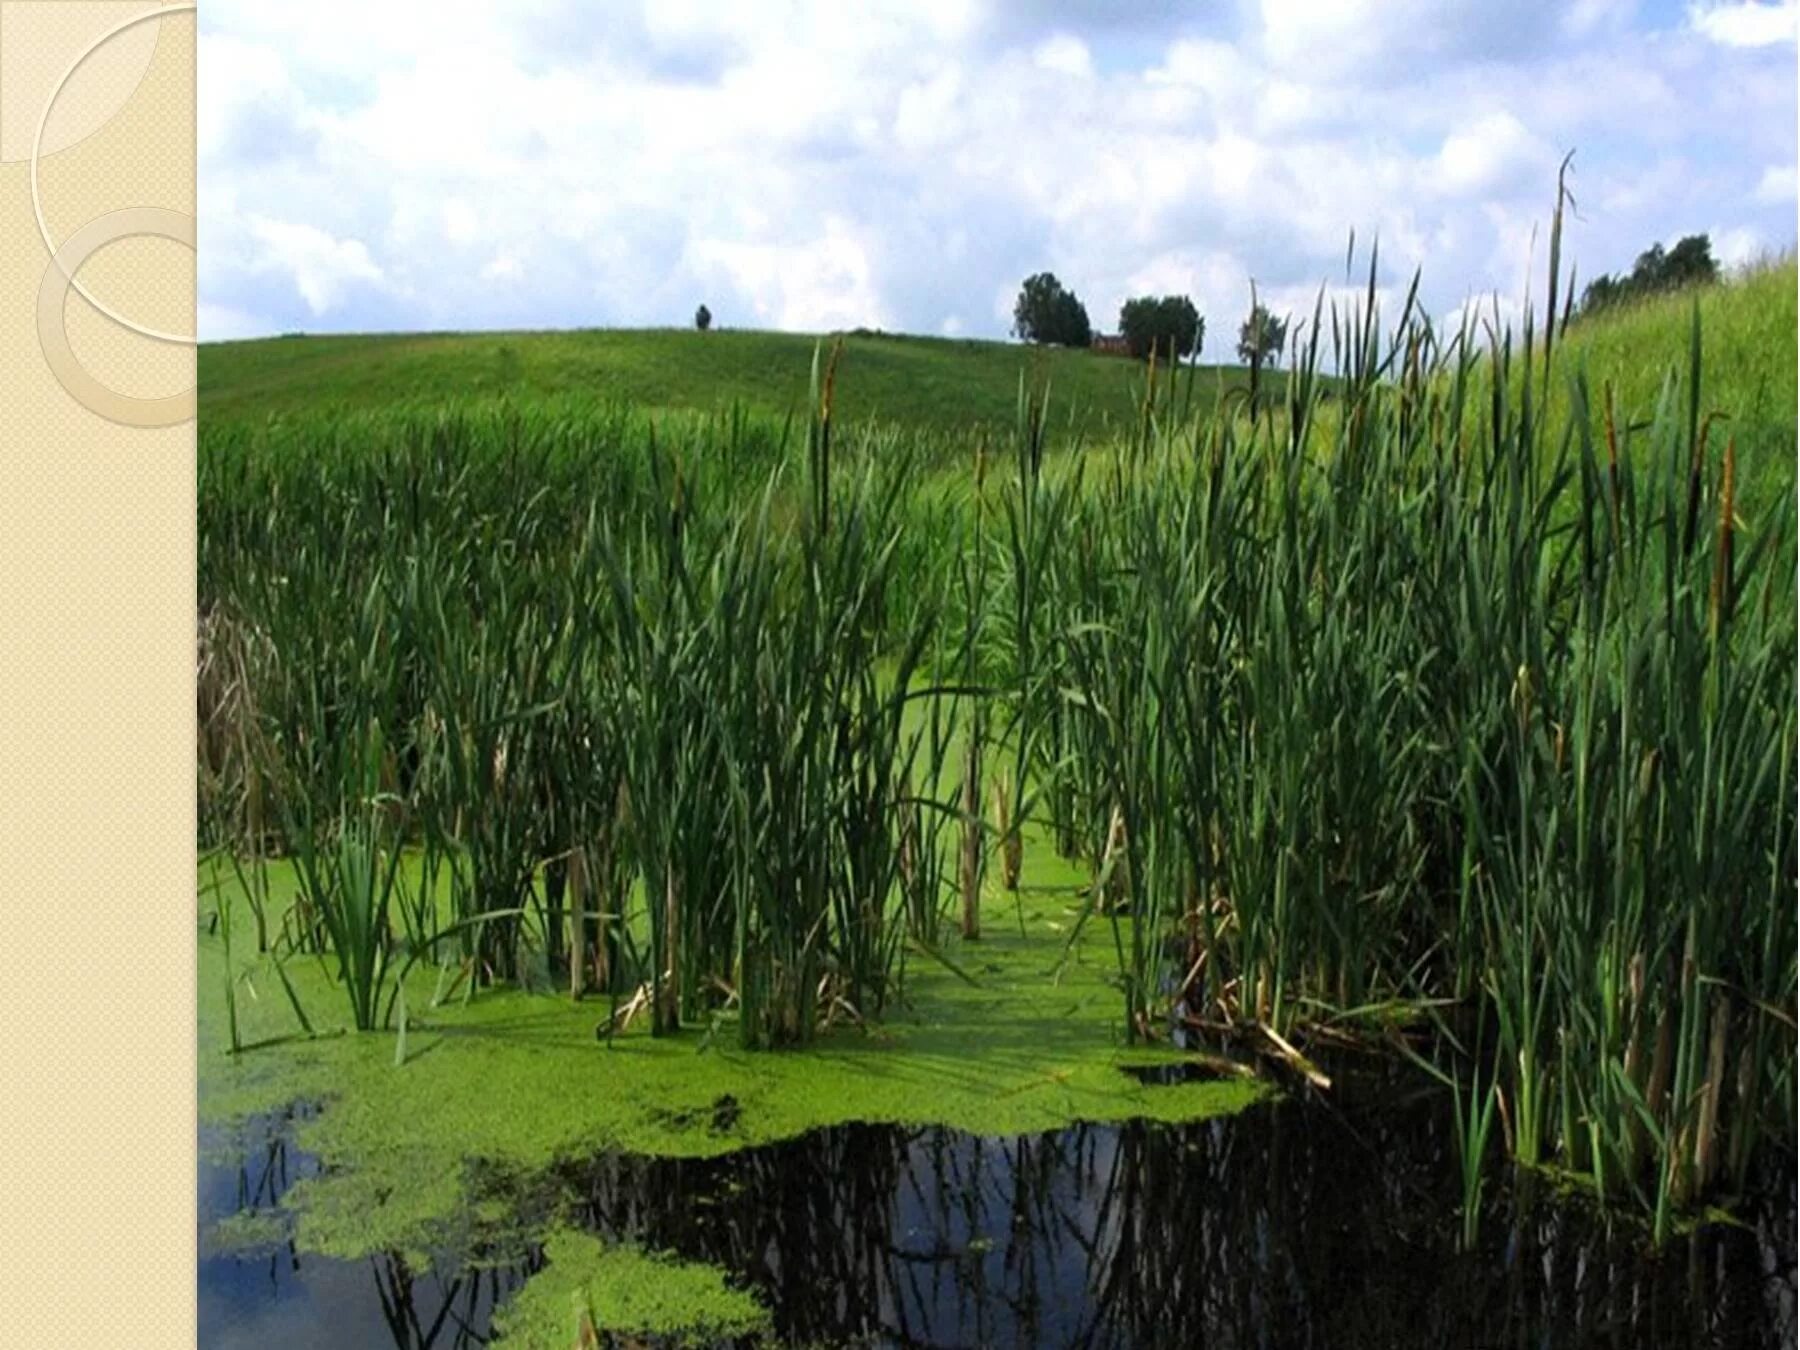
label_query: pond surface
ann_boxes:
[199,1055,1796,1348]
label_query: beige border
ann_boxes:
[0,3,195,1345]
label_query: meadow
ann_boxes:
[197,321,1250,441]
[197,255,1797,1345]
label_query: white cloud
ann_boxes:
[1688,1,1798,46]
[1032,33,1093,79]
[198,34,287,159]
[245,216,385,315]
[688,217,889,331]
[194,2,1798,346]
[480,253,524,283]
[1256,1,1557,79]
[894,65,965,152]
[1755,163,1798,200]
[1563,0,1639,37]
[443,200,480,245]
[1435,111,1551,197]
[1712,224,1763,267]
[197,300,275,341]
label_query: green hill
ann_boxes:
[1548,256,1796,510]
[198,325,1247,441]
[199,260,1793,508]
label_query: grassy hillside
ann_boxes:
[198,325,1247,441]
[1549,256,1796,509]
[200,260,1793,509]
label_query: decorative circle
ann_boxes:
[31,2,197,344]
[37,207,196,427]
[0,2,161,162]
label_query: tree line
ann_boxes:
[1012,271,1285,367]
[1008,231,1725,367]
[1578,233,1719,316]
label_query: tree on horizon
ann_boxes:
[1012,272,1093,348]
[1118,294,1204,363]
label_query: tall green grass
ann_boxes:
[199,385,966,1049]
[984,251,1795,1233]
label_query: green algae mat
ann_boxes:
[198,835,1265,1344]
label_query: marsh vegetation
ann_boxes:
[198,246,1797,1344]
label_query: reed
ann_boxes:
[289,806,404,1032]
[988,243,1793,1220]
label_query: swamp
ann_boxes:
[197,247,1798,1347]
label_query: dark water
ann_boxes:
[198,1103,538,1349]
[199,1057,1796,1349]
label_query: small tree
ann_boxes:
[1013,272,1092,348]
[1236,303,1287,368]
[1238,300,1287,422]
[695,303,712,331]
[1118,295,1204,362]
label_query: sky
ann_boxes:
[198,0,1798,348]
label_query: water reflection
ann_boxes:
[199,1060,1796,1349]
[198,1109,537,1348]
[561,1056,1794,1348]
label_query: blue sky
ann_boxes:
[198,0,1798,346]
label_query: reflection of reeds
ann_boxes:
[537,1093,1782,1349]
